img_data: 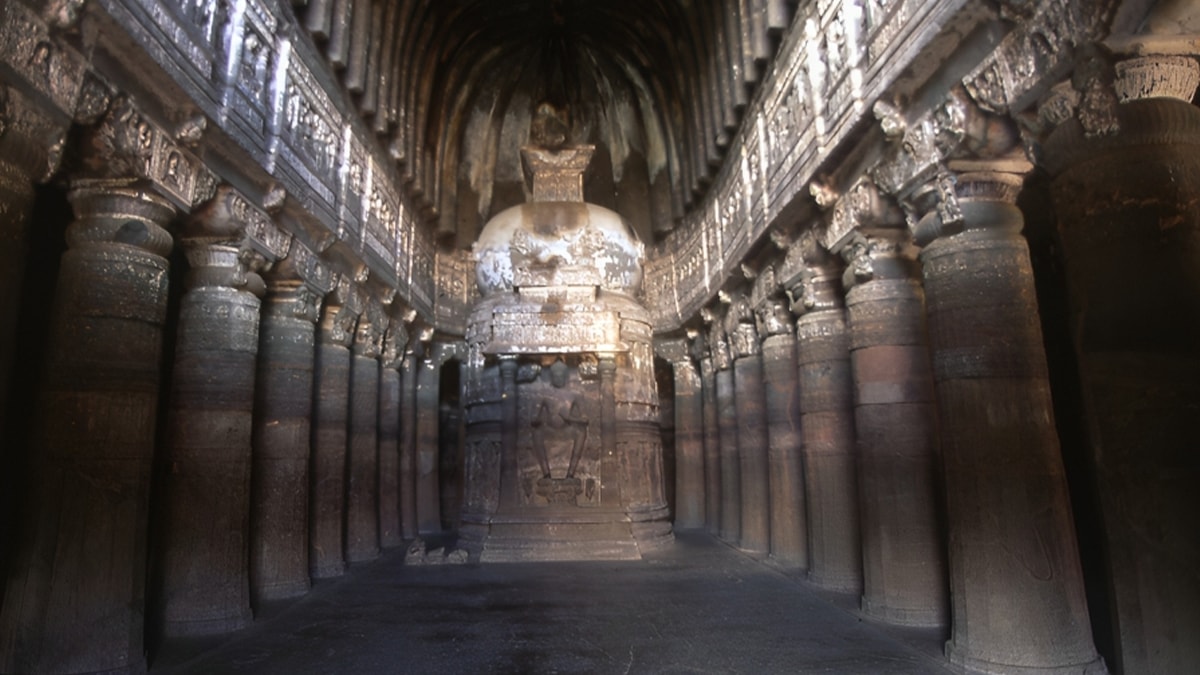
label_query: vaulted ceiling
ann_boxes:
[296,0,794,248]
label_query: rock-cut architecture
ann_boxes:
[0,0,1197,673]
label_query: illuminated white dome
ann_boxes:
[473,201,644,297]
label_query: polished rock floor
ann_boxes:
[151,532,952,674]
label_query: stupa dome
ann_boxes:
[473,201,644,297]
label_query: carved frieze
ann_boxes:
[84,97,218,208]
[0,0,87,117]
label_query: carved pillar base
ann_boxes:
[0,181,173,674]
[160,244,263,638]
[715,367,741,544]
[796,307,861,593]
[250,280,317,604]
[378,364,403,549]
[762,332,807,569]
[310,305,352,579]
[733,352,769,554]
[1046,93,1200,675]
[846,273,948,628]
[920,176,1102,672]
[345,343,381,563]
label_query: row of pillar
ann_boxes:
[0,177,442,673]
[666,59,1200,672]
[666,165,1103,672]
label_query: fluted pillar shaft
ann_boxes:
[250,276,319,604]
[918,168,1101,673]
[378,350,403,549]
[399,353,419,539]
[843,233,947,628]
[160,240,264,637]
[1043,55,1200,674]
[790,263,861,593]
[698,356,721,535]
[415,352,442,533]
[671,358,705,529]
[345,316,381,563]
[310,301,355,579]
[0,180,174,674]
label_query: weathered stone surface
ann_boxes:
[345,342,381,563]
[762,332,806,570]
[670,357,705,530]
[250,277,318,604]
[160,241,263,637]
[309,302,354,579]
[844,255,947,628]
[0,181,174,673]
[1045,95,1200,675]
[733,351,769,555]
[399,353,420,540]
[915,169,1103,673]
[699,357,722,536]
[378,363,403,549]
[796,307,861,593]
[715,367,740,544]
[415,354,442,534]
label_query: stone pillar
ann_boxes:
[0,179,174,673]
[754,266,807,570]
[309,284,359,579]
[249,249,325,605]
[1042,52,1200,674]
[0,81,69,466]
[914,161,1103,673]
[497,355,520,507]
[780,233,861,593]
[399,352,419,539]
[345,304,382,563]
[377,320,407,549]
[697,350,722,535]
[160,195,269,637]
[0,154,34,446]
[415,346,442,534]
[727,292,769,554]
[658,339,704,529]
[707,309,740,544]
[839,227,948,628]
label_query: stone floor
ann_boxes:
[151,532,953,674]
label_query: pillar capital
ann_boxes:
[64,179,176,257]
[79,97,218,210]
[701,302,732,371]
[653,336,693,367]
[750,263,793,339]
[0,84,67,184]
[264,241,333,324]
[723,289,760,359]
[353,299,386,358]
[381,316,410,370]
[836,228,920,290]
[778,229,844,316]
[319,278,363,348]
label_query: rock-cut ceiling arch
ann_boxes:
[295,0,794,249]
